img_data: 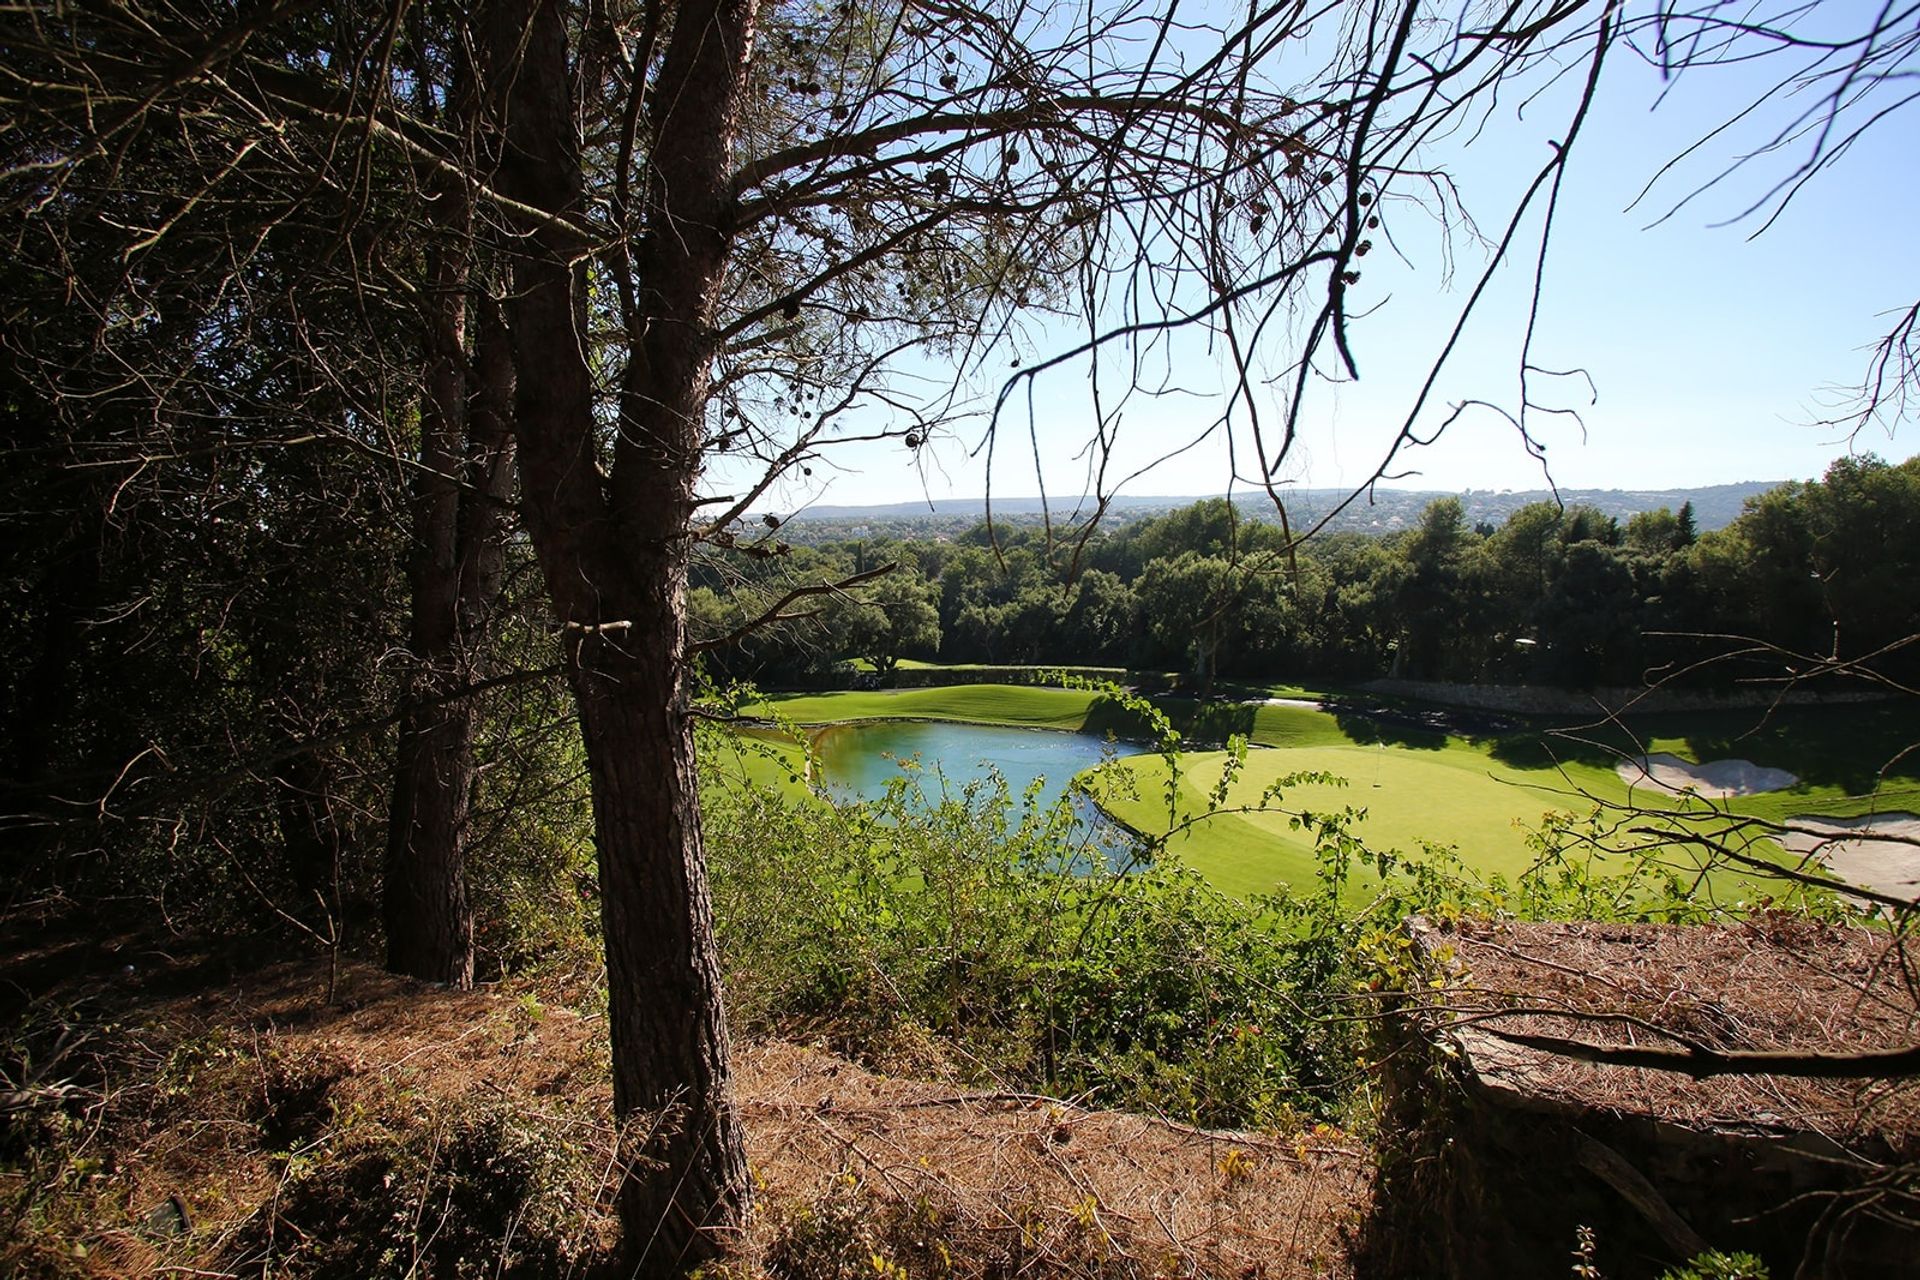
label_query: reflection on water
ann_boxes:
[808,720,1148,863]
[809,720,1119,803]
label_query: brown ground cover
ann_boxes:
[0,920,1369,1278]
[1418,916,1920,1148]
[737,1040,1367,1279]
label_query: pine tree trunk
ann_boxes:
[383,297,516,985]
[275,752,342,921]
[571,590,748,1274]
[483,0,756,1265]
[385,197,479,987]
[385,697,475,984]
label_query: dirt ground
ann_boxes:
[0,924,1370,1279]
[738,1041,1369,1278]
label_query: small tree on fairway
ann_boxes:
[840,569,942,675]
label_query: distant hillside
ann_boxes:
[776,481,1783,540]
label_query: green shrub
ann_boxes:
[702,730,1354,1127]
[702,680,1847,1131]
[464,673,602,977]
[1660,1250,1769,1280]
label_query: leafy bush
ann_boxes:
[1660,1251,1769,1280]
[702,723,1355,1127]
[703,676,1854,1130]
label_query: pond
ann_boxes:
[814,721,1159,859]
[807,720,1149,866]
[809,719,1138,811]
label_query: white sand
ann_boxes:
[1615,752,1799,799]
[1777,813,1920,906]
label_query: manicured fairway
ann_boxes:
[748,684,1359,748]
[1089,740,1631,899]
[749,684,1112,732]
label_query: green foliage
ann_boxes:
[1659,1250,1769,1280]
[836,568,944,674]
[710,673,1882,1132]
[703,711,1737,1131]
[701,722,1352,1127]
[717,460,1920,692]
[463,675,601,976]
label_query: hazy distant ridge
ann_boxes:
[781,481,1781,534]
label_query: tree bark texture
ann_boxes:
[384,176,517,987]
[486,0,757,1267]
[275,751,342,922]
[385,214,476,986]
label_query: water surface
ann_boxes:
[809,719,1151,867]
[810,719,1135,811]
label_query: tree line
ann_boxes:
[696,454,1920,691]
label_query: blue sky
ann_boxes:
[735,5,1919,513]
[1285,24,1920,497]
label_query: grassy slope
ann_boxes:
[749,685,1354,743]
[702,727,818,797]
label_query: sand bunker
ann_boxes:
[1777,813,1920,906]
[1615,752,1799,798]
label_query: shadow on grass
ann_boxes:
[1485,701,1920,796]
[1321,693,1533,750]
[1079,690,1503,752]
[1077,696,1166,741]
[1076,695,1260,745]
[1324,699,1449,751]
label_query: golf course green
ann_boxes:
[1086,741,1627,899]
[723,683,1920,905]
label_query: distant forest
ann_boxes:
[772,480,1781,542]
[695,455,1920,690]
